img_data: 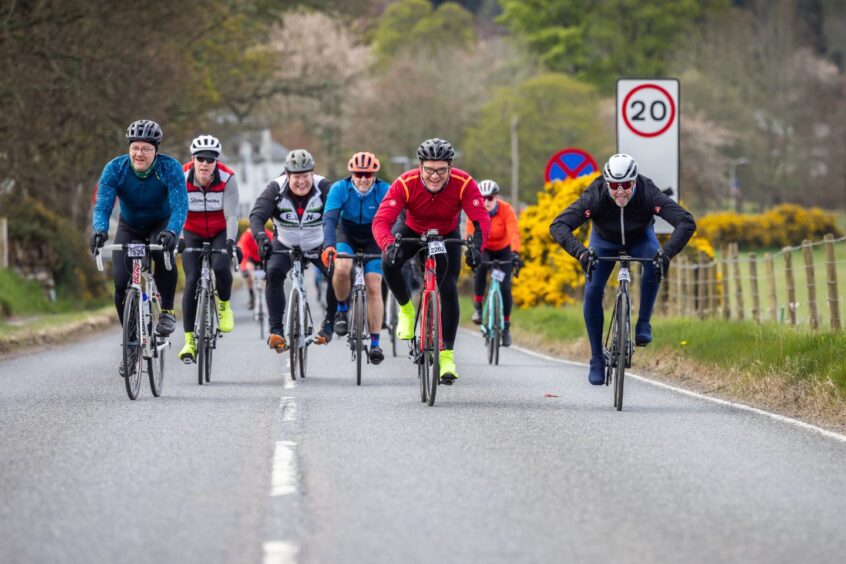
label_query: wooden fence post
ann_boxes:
[0,217,8,269]
[824,234,840,331]
[802,239,818,330]
[749,252,760,322]
[721,245,731,319]
[707,262,716,318]
[764,252,778,322]
[686,258,696,317]
[673,255,684,316]
[697,252,707,318]
[784,246,797,326]
[732,243,745,320]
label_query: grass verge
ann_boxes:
[459,295,846,433]
[0,306,117,357]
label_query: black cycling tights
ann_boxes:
[112,219,178,324]
[381,225,462,349]
[181,230,233,332]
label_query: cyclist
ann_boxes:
[466,179,521,347]
[177,135,241,363]
[90,119,187,349]
[549,153,696,385]
[321,151,390,365]
[249,148,338,352]
[372,138,491,384]
[237,227,273,310]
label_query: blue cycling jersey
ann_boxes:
[92,154,188,235]
[323,177,389,247]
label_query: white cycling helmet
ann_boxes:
[478,179,500,197]
[190,135,222,158]
[602,153,638,183]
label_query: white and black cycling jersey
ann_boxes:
[249,173,332,252]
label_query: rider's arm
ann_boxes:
[160,156,189,235]
[460,178,491,250]
[249,181,280,237]
[549,187,594,259]
[322,180,346,248]
[92,158,121,233]
[223,174,240,241]
[645,178,697,257]
[372,179,409,251]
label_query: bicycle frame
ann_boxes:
[285,251,315,349]
[480,261,506,340]
[333,252,382,356]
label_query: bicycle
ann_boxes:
[478,258,520,365]
[254,266,267,340]
[388,230,469,407]
[331,251,383,386]
[180,243,237,385]
[95,242,172,400]
[588,251,664,411]
[265,247,318,381]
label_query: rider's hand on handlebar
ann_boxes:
[653,249,670,280]
[386,242,404,267]
[157,230,177,253]
[321,246,335,268]
[465,244,482,270]
[226,238,242,263]
[176,238,186,254]
[578,248,596,280]
[89,231,107,255]
[254,232,272,260]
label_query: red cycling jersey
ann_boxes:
[372,167,491,250]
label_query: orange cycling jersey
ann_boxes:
[466,199,520,252]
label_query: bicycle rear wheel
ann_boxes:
[122,288,143,400]
[614,295,628,411]
[288,292,300,381]
[425,292,441,407]
[196,287,208,386]
[492,293,501,366]
[353,290,366,386]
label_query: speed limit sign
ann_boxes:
[617,78,679,234]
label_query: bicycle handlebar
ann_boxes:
[94,243,171,272]
[181,246,240,272]
[586,251,665,284]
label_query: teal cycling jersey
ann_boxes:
[323,177,389,247]
[92,154,188,234]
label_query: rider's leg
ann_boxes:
[312,258,338,343]
[472,253,489,324]
[380,224,420,339]
[111,220,135,324]
[365,272,384,341]
[149,222,178,335]
[243,261,256,309]
[332,242,354,303]
[488,247,515,346]
[209,231,234,332]
[629,228,661,345]
[436,232,462,382]
[584,234,619,384]
[266,242,292,347]
[180,232,203,333]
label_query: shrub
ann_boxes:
[697,204,842,249]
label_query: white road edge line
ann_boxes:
[263,540,299,564]
[271,440,298,496]
[460,328,846,444]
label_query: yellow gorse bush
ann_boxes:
[697,204,843,249]
[514,177,592,307]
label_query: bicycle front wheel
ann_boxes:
[288,292,300,381]
[614,295,629,411]
[148,338,165,397]
[196,287,208,386]
[299,301,311,380]
[425,292,440,407]
[122,288,143,400]
[353,290,366,386]
[204,297,216,383]
[388,294,398,357]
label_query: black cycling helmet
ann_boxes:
[417,138,455,162]
[126,119,163,147]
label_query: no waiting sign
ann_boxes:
[616,78,679,234]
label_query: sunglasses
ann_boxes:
[353,172,373,179]
[608,181,635,192]
[422,165,449,177]
[195,156,217,164]
[484,195,496,202]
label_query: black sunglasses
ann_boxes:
[353,172,373,179]
[195,156,217,164]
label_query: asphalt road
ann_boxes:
[2,291,845,564]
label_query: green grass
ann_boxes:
[0,268,109,319]
[0,307,113,337]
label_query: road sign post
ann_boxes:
[616,79,680,234]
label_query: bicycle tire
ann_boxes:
[484,298,494,364]
[257,288,265,341]
[196,287,208,386]
[204,296,215,383]
[614,295,628,411]
[426,292,440,407]
[300,300,311,380]
[493,292,501,366]
[122,288,143,400]
[354,290,366,386]
[148,297,165,397]
[288,291,300,381]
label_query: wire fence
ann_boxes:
[624,234,846,330]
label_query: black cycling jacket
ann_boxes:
[549,175,696,259]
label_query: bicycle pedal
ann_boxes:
[440,375,456,386]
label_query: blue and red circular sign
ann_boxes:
[545,148,599,182]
